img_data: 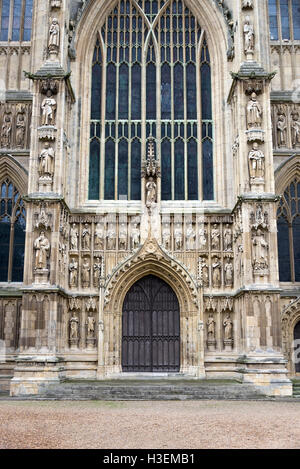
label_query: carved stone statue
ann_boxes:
[162,223,171,250]
[95,223,104,250]
[86,316,95,339]
[38,142,55,177]
[34,231,50,270]
[211,224,220,251]
[93,257,102,287]
[247,93,262,129]
[119,223,127,250]
[41,91,57,126]
[70,223,79,251]
[223,314,233,341]
[69,258,78,287]
[146,177,157,208]
[223,224,233,251]
[174,224,183,250]
[16,113,26,147]
[212,257,221,288]
[252,229,269,271]
[291,112,300,147]
[107,223,116,250]
[199,227,207,250]
[199,257,209,287]
[82,224,91,250]
[244,17,254,54]
[207,314,216,340]
[186,223,196,250]
[277,114,287,147]
[224,260,234,287]
[82,258,90,287]
[131,223,140,250]
[1,114,12,148]
[48,18,60,52]
[248,143,265,180]
[70,315,79,340]
[242,0,253,8]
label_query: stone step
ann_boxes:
[17,380,267,401]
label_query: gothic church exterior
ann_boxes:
[0,0,300,397]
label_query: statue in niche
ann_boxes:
[69,258,78,287]
[199,226,207,250]
[131,223,140,250]
[34,231,50,270]
[48,18,60,51]
[223,314,233,341]
[223,224,233,252]
[70,315,79,340]
[248,143,265,180]
[119,223,127,250]
[16,113,26,147]
[186,223,196,250]
[207,314,216,341]
[146,177,157,208]
[247,93,262,129]
[82,258,90,287]
[38,142,55,177]
[107,223,116,250]
[277,113,287,147]
[93,257,102,287]
[95,223,104,250]
[162,223,171,250]
[70,223,79,251]
[243,17,255,54]
[212,257,221,288]
[86,316,96,339]
[252,229,269,270]
[199,257,209,287]
[82,223,91,250]
[291,112,300,147]
[224,260,234,287]
[41,90,57,126]
[174,224,183,250]
[1,114,12,148]
[211,224,220,251]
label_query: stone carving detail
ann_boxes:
[291,109,300,147]
[242,0,253,9]
[69,258,78,287]
[131,223,140,250]
[35,205,52,231]
[212,257,221,288]
[70,224,79,251]
[199,256,209,288]
[276,110,287,147]
[41,91,57,126]
[223,224,233,252]
[38,142,55,191]
[95,222,104,250]
[48,18,60,57]
[207,314,216,351]
[107,223,116,250]
[69,314,79,349]
[211,224,221,251]
[119,223,127,250]
[34,231,50,271]
[199,225,208,250]
[223,313,233,350]
[243,16,255,58]
[93,257,103,287]
[250,205,269,276]
[82,257,91,288]
[247,93,262,129]
[0,113,12,148]
[82,224,91,250]
[143,138,159,211]
[248,142,265,183]
[272,104,300,149]
[186,223,196,250]
[174,223,183,251]
[224,259,234,287]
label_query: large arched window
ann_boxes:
[277,178,300,282]
[0,178,26,282]
[88,0,213,201]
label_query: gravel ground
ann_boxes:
[0,400,300,449]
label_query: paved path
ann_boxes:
[0,400,300,449]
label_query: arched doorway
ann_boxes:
[122,275,180,372]
[294,321,300,374]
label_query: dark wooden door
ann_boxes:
[122,275,180,372]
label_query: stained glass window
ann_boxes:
[89,0,213,201]
[277,178,300,282]
[0,0,33,41]
[0,179,26,282]
[268,0,300,41]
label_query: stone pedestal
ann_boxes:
[70,338,79,350]
[207,339,216,351]
[38,176,52,192]
[10,356,65,396]
[33,268,49,284]
[224,339,233,351]
[86,337,96,350]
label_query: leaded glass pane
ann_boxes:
[0,0,10,41]
[293,216,300,281]
[293,0,300,40]
[278,216,291,281]
[280,0,290,39]
[0,220,10,281]
[268,0,279,40]
[12,216,25,282]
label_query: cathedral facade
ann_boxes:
[0,0,300,397]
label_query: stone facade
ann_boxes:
[1,0,300,397]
